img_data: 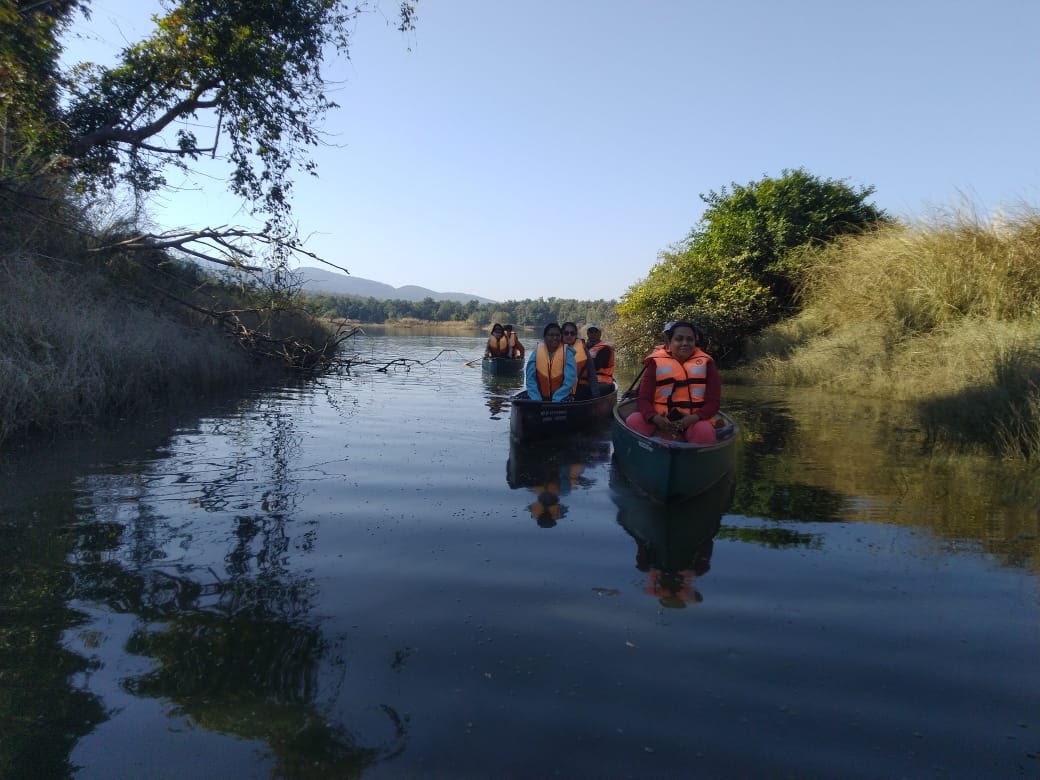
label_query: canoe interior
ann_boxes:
[611,398,738,504]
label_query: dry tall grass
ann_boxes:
[742,204,1040,459]
[0,249,257,447]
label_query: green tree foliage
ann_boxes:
[616,168,890,360]
[0,1,85,180]
[307,294,618,330]
[3,0,416,266]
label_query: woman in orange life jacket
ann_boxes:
[561,321,599,400]
[484,323,510,358]
[524,323,578,402]
[584,323,614,396]
[624,320,720,445]
[503,324,525,360]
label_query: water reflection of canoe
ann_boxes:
[509,383,618,443]
[611,398,738,504]
[506,437,612,490]
[506,438,612,528]
[482,356,525,375]
[612,472,733,606]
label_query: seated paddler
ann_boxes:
[485,323,510,359]
[561,321,599,400]
[525,322,577,402]
[624,320,720,445]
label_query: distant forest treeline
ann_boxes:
[304,294,619,329]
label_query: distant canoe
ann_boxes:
[509,383,618,443]
[482,356,525,375]
[611,398,738,504]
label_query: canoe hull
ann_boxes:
[509,384,618,443]
[611,398,738,504]
[482,356,525,375]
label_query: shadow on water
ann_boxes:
[0,394,407,778]
[610,471,734,608]
[506,436,612,527]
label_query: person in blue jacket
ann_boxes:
[525,322,577,402]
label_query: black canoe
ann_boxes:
[611,398,738,504]
[482,356,525,375]
[509,383,618,443]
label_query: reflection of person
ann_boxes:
[528,462,586,528]
[486,396,506,418]
[636,537,714,608]
[562,321,598,400]
[525,323,577,402]
[485,323,510,358]
[584,323,614,395]
[625,320,719,445]
[504,324,525,360]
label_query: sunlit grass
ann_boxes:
[741,203,1040,460]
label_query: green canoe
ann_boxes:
[611,398,738,504]
[482,356,525,375]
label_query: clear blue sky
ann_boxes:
[64,0,1040,302]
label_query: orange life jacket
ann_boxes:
[571,340,590,390]
[645,345,713,418]
[487,334,510,357]
[505,332,522,358]
[535,343,569,399]
[587,341,615,383]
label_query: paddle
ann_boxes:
[622,365,646,400]
[464,357,484,367]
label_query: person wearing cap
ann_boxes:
[503,324,525,360]
[584,323,614,394]
[624,320,720,445]
[561,321,598,400]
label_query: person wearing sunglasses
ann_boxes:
[560,322,598,400]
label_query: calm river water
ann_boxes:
[1,331,1038,779]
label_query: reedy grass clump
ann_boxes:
[0,189,335,449]
[0,248,255,447]
[742,204,1040,460]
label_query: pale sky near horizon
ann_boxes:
[63,0,1040,303]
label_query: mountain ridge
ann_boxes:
[295,266,496,304]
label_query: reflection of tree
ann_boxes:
[716,525,822,549]
[0,514,107,777]
[727,386,1040,568]
[725,398,849,522]
[122,612,405,778]
[45,391,408,774]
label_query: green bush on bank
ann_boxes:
[741,206,1040,460]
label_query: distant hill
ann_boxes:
[295,266,496,304]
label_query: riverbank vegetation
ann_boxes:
[1,0,415,448]
[0,192,354,448]
[740,205,1040,460]
[306,294,617,332]
[614,169,1040,460]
